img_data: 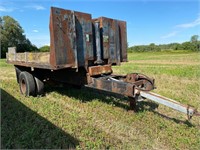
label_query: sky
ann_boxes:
[0,0,199,48]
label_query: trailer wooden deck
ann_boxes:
[6,51,52,69]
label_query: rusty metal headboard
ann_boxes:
[49,7,127,69]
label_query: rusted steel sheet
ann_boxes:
[88,65,112,76]
[118,21,127,62]
[87,76,135,97]
[86,73,155,98]
[75,11,93,67]
[93,17,127,65]
[50,7,93,69]
[50,7,128,69]
[99,17,112,60]
[50,8,74,68]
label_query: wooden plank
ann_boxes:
[27,53,49,64]
[7,52,50,65]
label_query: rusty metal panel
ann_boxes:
[75,11,93,67]
[100,17,118,63]
[113,19,121,65]
[49,9,128,68]
[94,17,127,65]
[118,21,127,62]
[108,18,118,64]
[50,7,93,69]
[50,7,77,68]
[86,76,134,97]
[88,65,112,76]
[99,17,111,59]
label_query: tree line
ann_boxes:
[1,16,199,58]
[0,16,39,58]
[128,35,200,52]
[0,16,52,58]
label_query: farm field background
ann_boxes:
[1,50,200,149]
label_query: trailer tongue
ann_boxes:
[85,72,199,119]
[139,91,199,119]
[6,7,199,120]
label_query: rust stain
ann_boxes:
[88,65,112,76]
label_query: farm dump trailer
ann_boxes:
[6,7,199,119]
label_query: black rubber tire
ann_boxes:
[34,76,44,95]
[15,67,21,83]
[19,71,36,96]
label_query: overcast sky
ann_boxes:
[0,0,199,48]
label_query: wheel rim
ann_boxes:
[20,79,26,94]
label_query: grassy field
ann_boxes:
[1,50,200,149]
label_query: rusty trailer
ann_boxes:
[6,7,199,120]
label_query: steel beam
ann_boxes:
[140,91,197,118]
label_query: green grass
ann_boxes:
[114,51,200,78]
[1,51,200,149]
[0,59,12,67]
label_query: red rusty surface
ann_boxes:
[87,76,135,97]
[99,17,113,60]
[118,21,127,62]
[125,73,138,83]
[93,17,127,65]
[88,65,112,76]
[50,7,76,68]
[74,11,93,68]
[124,73,155,91]
[49,7,93,69]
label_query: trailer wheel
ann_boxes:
[15,66,21,83]
[19,71,36,96]
[34,76,44,95]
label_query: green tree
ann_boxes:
[0,16,38,58]
[190,35,199,43]
[149,43,161,51]
[182,41,195,50]
[190,35,199,51]
[39,45,50,52]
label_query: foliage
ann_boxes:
[128,35,200,52]
[128,43,161,52]
[39,45,50,52]
[0,16,38,58]
[191,35,199,43]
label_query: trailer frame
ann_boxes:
[6,7,200,120]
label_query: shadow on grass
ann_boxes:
[1,88,79,149]
[46,85,131,110]
[137,101,194,127]
[46,85,194,127]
